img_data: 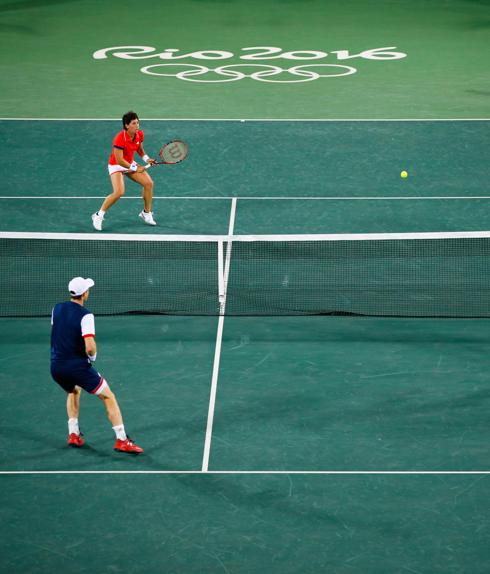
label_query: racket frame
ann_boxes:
[120,139,188,173]
[155,139,189,165]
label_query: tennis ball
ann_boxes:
[401,170,408,178]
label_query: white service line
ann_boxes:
[201,197,238,472]
[1,195,490,201]
[0,470,488,475]
[0,118,488,122]
[0,196,230,200]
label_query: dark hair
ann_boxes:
[122,110,139,129]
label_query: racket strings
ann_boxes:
[160,140,188,164]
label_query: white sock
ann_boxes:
[112,424,127,441]
[98,209,106,217]
[68,418,80,435]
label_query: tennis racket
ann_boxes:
[151,140,189,165]
[123,140,188,173]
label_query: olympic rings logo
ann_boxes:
[93,46,407,83]
[140,63,357,83]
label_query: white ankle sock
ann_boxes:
[98,210,106,217]
[68,418,80,435]
[112,424,127,441]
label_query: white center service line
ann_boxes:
[201,197,237,472]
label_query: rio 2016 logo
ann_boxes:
[93,46,407,83]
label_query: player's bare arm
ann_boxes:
[84,336,96,358]
[114,147,145,173]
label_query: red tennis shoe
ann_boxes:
[114,437,144,454]
[68,433,85,448]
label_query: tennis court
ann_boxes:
[1,1,490,573]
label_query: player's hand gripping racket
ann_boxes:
[124,140,188,174]
[150,140,188,166]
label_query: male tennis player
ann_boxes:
[50,276,143,454]
[92,110,156,231]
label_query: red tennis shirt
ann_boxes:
[108,130,144,165]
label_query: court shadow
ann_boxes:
[0,424,171,470]
[464,20,490,29]
[0,425,108,464]
[466,90,490,97]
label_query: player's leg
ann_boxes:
[96,382,123,427]
[67,385,81,419]
[102,171,127,211]
[51,362,85,447]
[92,172,126,230]
[66,386,85,446]
[69,354,143,453]
[96,380,144,454]
[128,170,154,211]
[127,171,156,225]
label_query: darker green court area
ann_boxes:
[0,317,217,471]
[2,120,489,201]
[1,474,489,574]
[2,316,489,473]
[212,317,490,471]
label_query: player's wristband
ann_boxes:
[130,161,138,172]
[88,353,97,363]
[142,154,150,163]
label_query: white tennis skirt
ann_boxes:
[108,164,128,175]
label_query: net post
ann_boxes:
[217,241,225,314]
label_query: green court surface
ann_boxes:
[2,315,489,472]
[4,120,490,198]
[1,119,489,236]
[1,315,490,572]
[1,1,490,573]
[1,474,488,574]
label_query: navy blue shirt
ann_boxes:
[51,301,95,363]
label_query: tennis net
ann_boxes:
[1,231,490,317]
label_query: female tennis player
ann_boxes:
[92,111,157,231]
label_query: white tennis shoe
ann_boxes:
[91,212,104,231]
[139,210,157,226]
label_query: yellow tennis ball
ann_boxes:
[401,170,408,178]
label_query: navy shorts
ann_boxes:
[51,360,105,394]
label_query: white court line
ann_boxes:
[1,196,490,201]
[201,197,237,472]
[4,231,490,241]
[0,470,488,475]
[0,196,230,200]
[0,117,488,122]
